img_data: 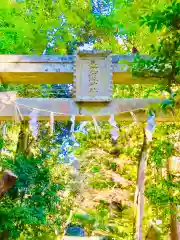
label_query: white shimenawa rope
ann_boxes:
[16,102,147,118]
[0,92,150,125]
[14,102,146,135]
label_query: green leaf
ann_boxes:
[91,167,100,173]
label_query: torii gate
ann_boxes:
[0,51,179,240]
[0,50,178,122]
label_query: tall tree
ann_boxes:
[132,1,180,239]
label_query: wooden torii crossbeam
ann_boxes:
[0,51,178,122]
[0,53,178,85]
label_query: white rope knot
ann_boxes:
[0,93,16,115]
[0,95,16,105]
[0,92,23,122]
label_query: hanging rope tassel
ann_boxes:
[70,115,76,142]
[130,111,138,124]
[145,113,156,142]
[70,115,75,133]
[79,122,88,134]
[2,123,6,137]
[50,112,54,135]
[109,114,119,141]
[29,110,39,140]
[92,116,100,133]
[14,103,23,122]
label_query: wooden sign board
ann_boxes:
[73,51,112,102]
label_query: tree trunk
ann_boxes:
[0,170,17,199]
[0,230,9,240]
[177,206,180,239]
[145,223,161,240]
[167,157,180,240]
[134,129,151,240]
[0,122,17,240]
[170,205,179,240]
[0,171,17,240]
[16,120,30,155]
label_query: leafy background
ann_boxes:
[0,0,179,239]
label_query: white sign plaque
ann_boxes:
[73,51,112,102]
